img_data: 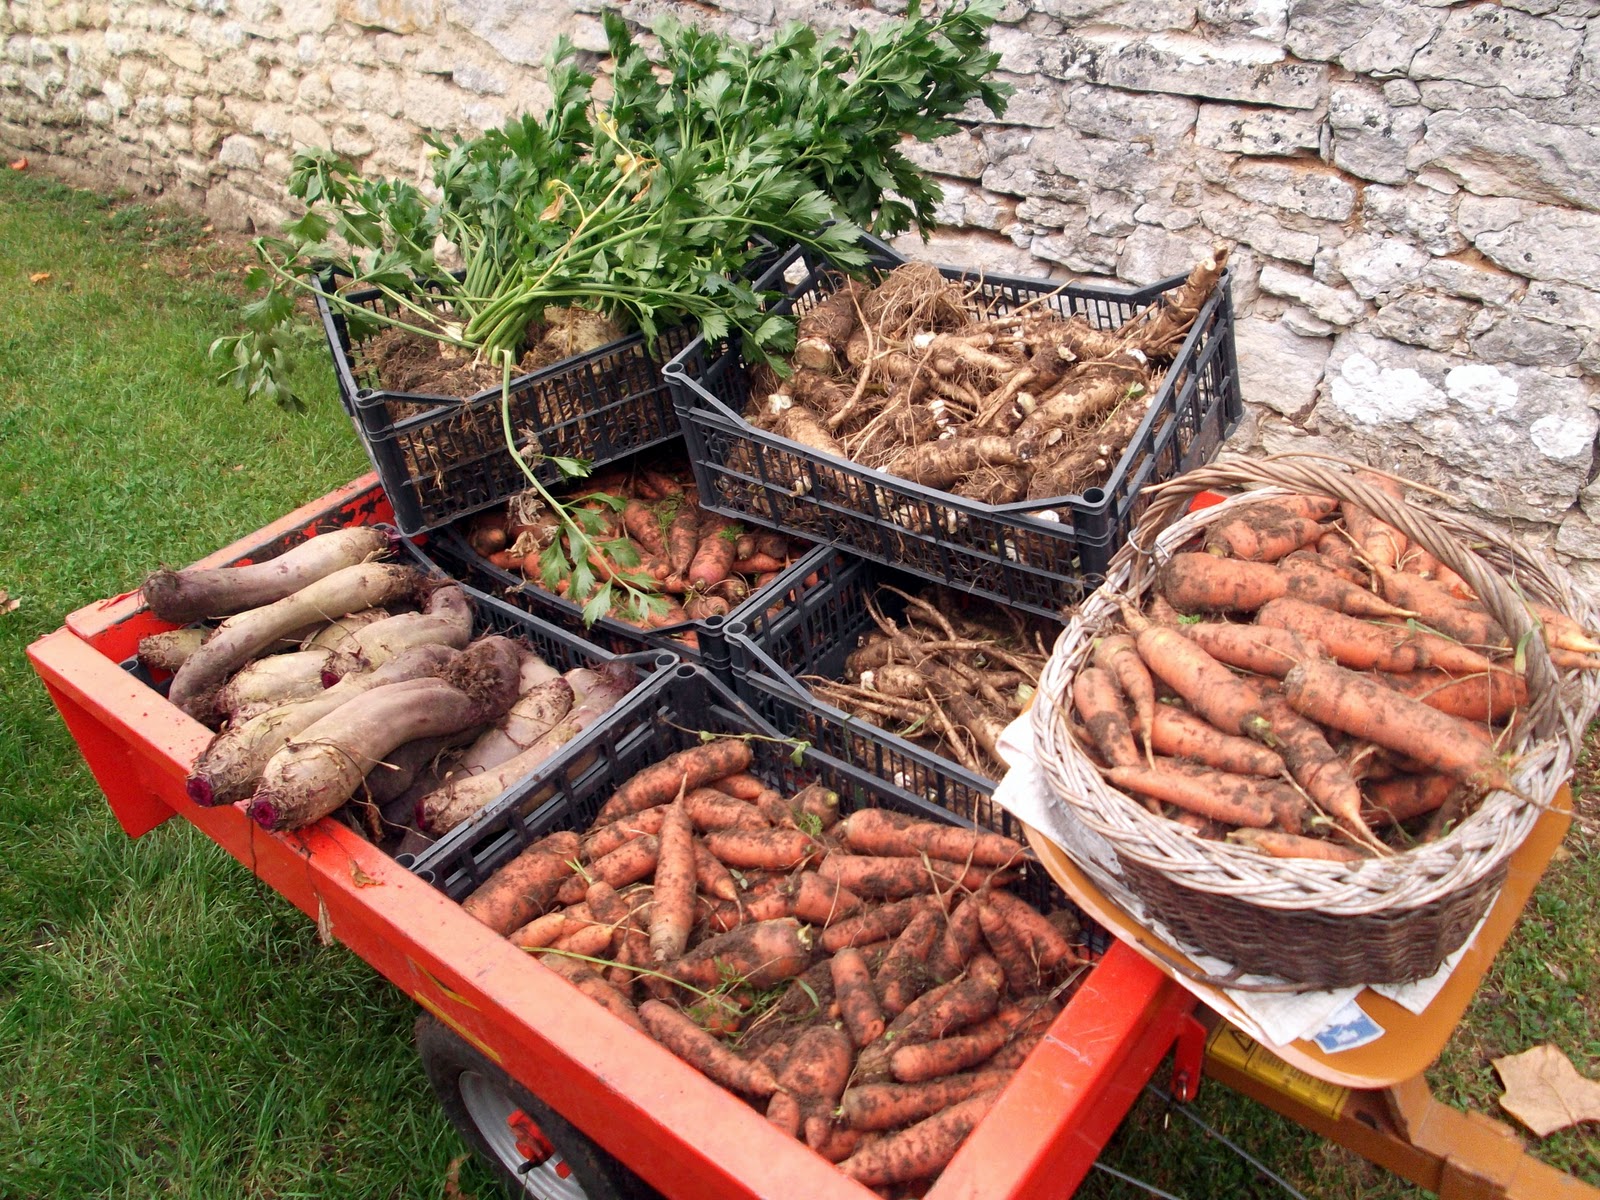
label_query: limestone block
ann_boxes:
[902,131,986,180]
[1031,229,1120,274]
[1461,198,1600,290]
[1234,314,1331,416]
[1410,4,1582,100]
[1117,224,1209,284]
[442,0,569,67]
[1258,262,1368,325]
[1063,84,1197,144]
[453,63,507,96]
[1193,103,1320,156]
[1285,0,1441,76]
[1198,0,1288,42]
[1472,316,1585,365]
[338,0,436,34]
[1015,196,1084,229]
[891,228,1050,276]
[284,0,339,34]
[1384,78,1421,106]
[1075,30,1326,109]
[217,132,263,170]
[1519,281,1600,329]
[1361,185,1466,257]
[982,155,1084,203]
[1201,205,1320,265]
[1224,161,1356,222]
[1420,258,1525,306]
[1331,234,1429,299]
[1370,291,1475,352]
[1328,83,1425,185]
[1416,107,1600,213]
[160,37,204,74]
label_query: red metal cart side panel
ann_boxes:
[63,472,389,645]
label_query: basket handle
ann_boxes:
[1120,453,1563,740]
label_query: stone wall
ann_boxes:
[5,0,1600,584]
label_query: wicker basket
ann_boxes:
[1031,453,1600,990]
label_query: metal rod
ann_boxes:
[1144,1084,1312,1200]
[1090,1161,1190,1200]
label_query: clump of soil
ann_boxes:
[360,305,628,399]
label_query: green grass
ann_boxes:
[0,166,1596,1200]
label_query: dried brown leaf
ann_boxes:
[1493,1043,1600,1137]
[315,896,334,946]
[443,1154,476,1200]
[29,272,50,285]
[350,863,381,888]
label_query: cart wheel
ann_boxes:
[415,1015,656,1200]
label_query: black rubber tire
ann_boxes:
[414,1014,658,1200]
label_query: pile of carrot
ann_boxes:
[141,527,635,843]
[454,457,810,645]
[1067,470,1600,860]
[807,583,1049,780]
[459,737,1086,1193]
[742,248,1227,507]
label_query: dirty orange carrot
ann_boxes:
[819,853,1013,900]
[692,838,741,903]
[926,896,984,984]
[709,772,768,800]
[892,975,1002,1045]
[1182,621,1322,678]
[1123,605,1271,739]
[1146,705,1286,777]
[666,918,815,991]
[820,895,945,954]
[1228,828,1368,862]
[461,831,580,934]
[1104,764,1277,828]
[638,1000,778,1097]
[838,1090,1002,1186]
[784,871,864,925]
[888,1005,1036,1083]
[790,782,842,829]
[1252,692,1372,839]
[1093,633,1157,768]
[731,553,787,575]
[508,909,575,951]
[1204,508,1325,562]
[650,802,696,964]
[837,809,1028,869]
[841,1070,1014,1133]
[832,947,888,1048]
[1375,668,1527,723]
[1283,659,1516,795]
[555,834,660,907]
[538,953,649,1035]
[1257,597,1497,676]
[1072,666,1141,768]
[1160,552,1412,617]
[1364,773,1458,826]
[549,920,616,959]
[687,515,738,588]
[596,739,755,822]
[875,908,944,1016]
[753,787,799,829]
[976,899,1039,993]
[580,807,668,861]
[703,827,818,871]
[682,786,770,832]
[622,499,667,556]
[1125,756,1310,834]
[982,891,1081,973]
[779,1025,854,1119]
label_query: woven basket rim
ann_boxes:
[1033,455,1600,919]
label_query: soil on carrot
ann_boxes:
[358,306,627,399]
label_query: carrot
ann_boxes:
[687,515,738,588]
[703,828,818,871]
[549,920,616,959]
[684,594,731,621]
[596,739,754,822]
[926,896,984,984]
[1256,597,1498,676]
[638,467,684,498]
[580,807,668,861]
[876,908,943,1016]
[1124,606,1271,739]
[784,871,864,925]
[1181,622,1322,678]
[666,918,815,990]
[832,947,888,1048]
[1072,666,1140,768]
[1146,705,1286,777]
[638,1000,778,1097]
[892,976,1001,1044]
[837,809,1028,869]
[1375,668,1527,723]
[1228,828,1367,862]
[1204,507,1325,562]
[766,1090,803,1139]
[1283,659,1516,795]
[693,839,741,903]
[682,786,769,832]
[622,499,667,556]
[1342,499,1405,572]
[1252,692,1371,839]
[663,501,701,578]
[709,773,768,800]
[778,1025,854,1118]
[508,909,575,951]
[807,1123,866,1164]
[461,831,580,934]
[731,553,787,575]
[555,834,660,907]
[791,782,841,829]
[838,1090,1002,1186]
[841,1070,1014,1133]
[1103,764,1276,828]
[1092,634,1157,769]
[649,802,696,964]
[538,954,649,1035]
[820,895,945,954]
[819,853,1012,900]
[1365,773,1458,826]
[977,899,1038,993]
[705,885,793,933]
[982,891,1080,973]
[1159,552,1414,619]
[753,787,799,829]
[888,1004,1038,1084]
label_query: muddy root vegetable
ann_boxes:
[820,895,945,954]
[983,891,1080,973]
[638,1001,777,1097]
[168,562,424,721]
[1072,666,1141,768]
[142,526,393,624]
[839,1090,1002,1186]
[888,436,1027,490]
[875,908,943,1015]
[837,809,1028,869]
[841,1069,1013,1133]
[703,827,819,871]
[1376,668,1527,724]
[246,637,521,831]
[666,918,814,991]
[1158,553,1411,619]
[596,739,755,823]
[137,627,210,673]
[833,947,887,1048]
[650,802,697,964]
[323,581,474,681]
[215,649,332,720]
[1145,705,1286,777]
[1257,597,1497,677]
[450,676,576,776]
[1181,622,1321,679]
[1229,828,1368,862]
[784,871,864,925]
[1283,659,1517,795]
[460,830,581,933]
[1103,763,1277,828]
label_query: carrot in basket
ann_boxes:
[1181,622,1322,678]
[1103,764,1277,828]
[821,895,946,954]
[1283,659,1517,795]
[1092,634,1157,768]
[1123,605,1270,739]
[461,831,580,934]
[555,834,660,907]
[596,739,755,822]
[888,1003,1039,1083]
[838,1090,1003,1186]
[666,918,815,991]
[732,553,787,575]
[1203,509,1325,563]
[1252,692,1373,841]
[709,772,768,800]
[664,502,700,580]
[1159,553,1410,618]
[622,499,667,556]
[1146,705,1286,777]
[841,1069,1015,1133]
[982,890,1081,973]
[1364,773,1458,826]
[687,516,739,588]
[1256,597,1498,676]
[1072,666,1141,768]
[1227,828,1368,863]
[638,1001,778,1097]
[650,802,696,964]
[1375,668,1527,723]
[837,809,1028,869]
[819,853,1012,900]
[692,839,741,903]
[926,896,984,984]
[785,871,864,925]
[682,786,769,832]
[876,908,944,1016]
[684,593,732,621]
[581,807,668,860]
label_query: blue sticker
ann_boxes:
[1311,1001,1386,1054]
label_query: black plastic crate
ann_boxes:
[408,664,1076,933]
[423,515,848,677]
[664,240,1241,620]
[314,271,698,537]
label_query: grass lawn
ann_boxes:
[1,165,1595,1199]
